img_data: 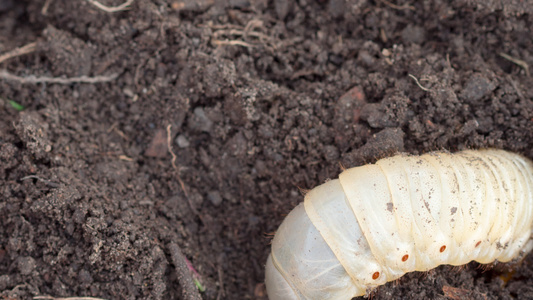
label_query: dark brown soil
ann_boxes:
[1,0,533,299]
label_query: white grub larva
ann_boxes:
[265,149,533,299]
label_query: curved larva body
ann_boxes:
[265,149,533,299]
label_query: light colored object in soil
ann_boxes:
[265,149,533,299]
[176,134,190,148]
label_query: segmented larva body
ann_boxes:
[265,149,533,299]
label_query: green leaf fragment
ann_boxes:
[9,100,25,111]
[194,278,206,292]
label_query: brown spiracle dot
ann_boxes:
[402,255,409,262]
[372,272,380,280]
[440,245,446,253]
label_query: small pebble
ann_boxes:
[176,134,190,148]
[189,107,213,133]
[323,145,340,161]
[328,0,345,18]
[207,191,223,206]
[461,75,495,102]
[0,0,14,13]
[78,269,94,285]
[145,129,168,158]
[18,256,36,275]
[401,24,426,44]
[274,0,292,19]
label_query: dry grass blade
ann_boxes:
[0,70,119,84]
[85,0,134,13]
[166,125,199,216]
[212,40,255,48]
[408,73,433,92]
[0,42,38,64]
[41,0,54,14]
[499,52,530,77]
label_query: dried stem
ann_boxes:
[408,74,433,92]
[85,0,134,13]
[212,40,255,48]
[166,125,198,216]
[0,42,38,64]
[41,0,54,15]
[500,52,530,77]
[0,70,119,84]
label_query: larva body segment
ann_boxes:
[265,149,533,299]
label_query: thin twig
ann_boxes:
[408,74,433,92]
[166,125,198,215]
[85,0,134,13]
[499,52,530,77]
[167,243,203,300]
[0,70,119,84]
[166,125,179,172]
[0,42,38,64]
[34,297,108,300]
[212,40,255,48]
[119,155,133,161]
[216,267,225,300]
[41,0,54,15]
[446,53,452,69]
[209,19,275,50]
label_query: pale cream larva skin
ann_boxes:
[265,149,533,299]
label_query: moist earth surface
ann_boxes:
[1,0,533,299]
